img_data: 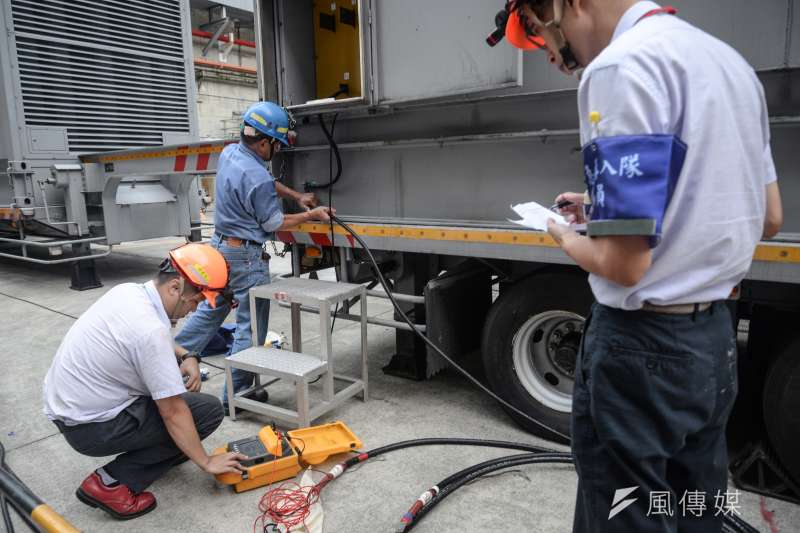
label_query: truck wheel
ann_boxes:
[481,271,592,443]
[762,336,800,483]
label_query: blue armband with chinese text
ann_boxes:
[582,134,687,247]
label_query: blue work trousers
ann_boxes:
[571,302,737,533]
[175,233,270,404]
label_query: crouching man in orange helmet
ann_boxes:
[42,243,246,520]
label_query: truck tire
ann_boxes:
[481,271,593,443]
[762,336,800,483]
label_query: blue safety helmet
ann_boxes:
[241,101,297,146]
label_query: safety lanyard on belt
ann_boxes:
[636,5,678,24]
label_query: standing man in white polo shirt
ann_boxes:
[43,244,246,520]
[503,1,784,531]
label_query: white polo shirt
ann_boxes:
[577,1,776,310]
[43,281,186,425]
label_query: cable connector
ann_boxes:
[397,486,440,532]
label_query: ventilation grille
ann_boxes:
[11,0,192,153]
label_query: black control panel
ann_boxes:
[226,436,291,467]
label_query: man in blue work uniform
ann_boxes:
[505,1,784,531]
[176,102,333,411]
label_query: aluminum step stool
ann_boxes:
[225,277,368,427]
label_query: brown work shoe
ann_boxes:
[75,472,157,520]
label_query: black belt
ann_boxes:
[641,302,713,315]
[215,232,262,247]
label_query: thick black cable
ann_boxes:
[0,443,27,490]
[328,114,340,334]
[404,455,573,532]
[726,512,761,533]
[402,453,757,533]
[0,442,42,532]
[405,456,756,533]
[0,496,40,533]
[432,452,570,496]
[306,114,342,190]
[313,439,563,495]
[0,441,13,533]
[330,215,572,442]
[362,438,559,460]
[1,494,14,533]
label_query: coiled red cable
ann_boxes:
[252,432,322,533]
[253,480,320,532]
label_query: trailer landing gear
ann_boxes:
[68,242,102,291]
[383,253,436,381]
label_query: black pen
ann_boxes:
[549,200,573,212]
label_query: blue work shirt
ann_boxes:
[213,142,284,243]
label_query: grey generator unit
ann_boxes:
[255,0,800,502]
[0,0,202,288]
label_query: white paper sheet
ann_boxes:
[508,201,567,231]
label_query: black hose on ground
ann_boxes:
[404,453,758,533]
[1,494,14,533]
[0,442,13,533]
[726,511,762,533]
[400,454,574,532]
[313,438,566,493]
[362,438,560,459]
[0,441,43,532]
[401,454,760,533]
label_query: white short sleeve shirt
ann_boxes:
[577,1,776,310]
[43,281,185,425]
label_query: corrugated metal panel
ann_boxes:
[10,0,192,152]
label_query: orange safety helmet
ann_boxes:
[506,7,546,50]
[162,243,231,308]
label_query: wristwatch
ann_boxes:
[180,351,202,364]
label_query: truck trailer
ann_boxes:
[0,0,204,289]
[252,0,800,503]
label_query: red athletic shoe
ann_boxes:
[75,472,157,520]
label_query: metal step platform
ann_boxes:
[226,277,368,428]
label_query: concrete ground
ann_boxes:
[1,236,799,533]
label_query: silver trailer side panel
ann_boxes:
[792,1,800,67]
[1,0,199,159]
[257,0,800,237]
[670,0,792,70]
[374,1,522,102]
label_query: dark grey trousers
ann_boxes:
[55,393,224,493]
[572,302,737,533]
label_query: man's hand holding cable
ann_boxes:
[306,206,335,222]
[277,206,335,229]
